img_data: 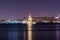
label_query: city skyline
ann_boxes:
[0,0,60,18]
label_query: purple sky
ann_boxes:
[0,0,60,19]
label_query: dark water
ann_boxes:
[0,23,60,40]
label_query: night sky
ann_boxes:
[0,0,60,19]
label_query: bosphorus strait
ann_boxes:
[0,23,60,40]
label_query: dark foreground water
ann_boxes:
[0,23,60,40]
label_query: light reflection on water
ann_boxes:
[0,23,60,40]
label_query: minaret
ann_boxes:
[27,13,32,40]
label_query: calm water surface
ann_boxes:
[0,23,60,40]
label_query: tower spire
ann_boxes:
[28,12,32,18]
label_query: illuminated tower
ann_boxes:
[27,13,33,40]
[27,13,32,24]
